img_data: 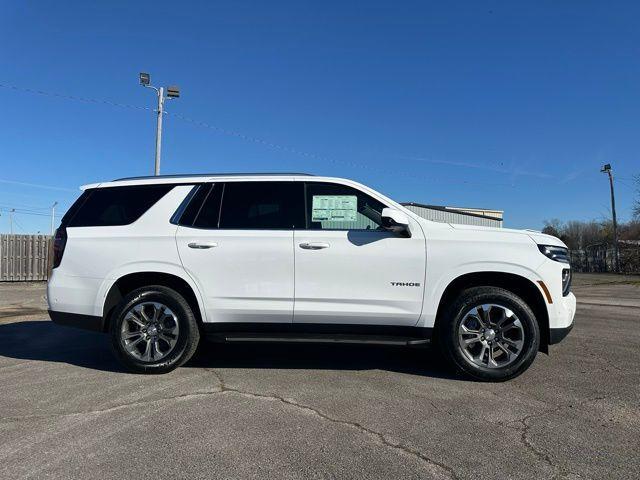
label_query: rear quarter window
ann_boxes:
[65,185,174,227]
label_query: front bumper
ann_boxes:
[548,291,576,345]
[549,323,574,344]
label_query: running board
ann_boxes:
[209,333,430,346]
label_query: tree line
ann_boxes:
[542,174,639,251]
[542,218,640,250]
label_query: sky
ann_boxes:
[1,0,639,233]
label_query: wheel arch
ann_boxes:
[101,271,205,333]
[433,271,550,352]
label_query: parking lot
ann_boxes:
[0,275,638,479]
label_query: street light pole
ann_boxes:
[9,208,14,234]
[601,164,620,272]
[155,87,164,177]
[51,201,58,235]
[139,73,180,176]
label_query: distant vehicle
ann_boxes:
[47,173,575,380]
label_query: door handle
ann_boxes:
[299,242,330,250]
[188,242,218,249]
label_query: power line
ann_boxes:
[0,82,152,113]
[0,178,77,192]
[0,207,60,218]
[0,204,54,213]
[0,82,376,178]
[166,112,514,188]
[0,202,51,211]
[0,81,514,189]
[616,178,636,191]
[11,216,26,233]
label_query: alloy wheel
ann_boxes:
[120,302,180,362]
[457,303,525,369]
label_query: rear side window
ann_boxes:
[218,182,304,229]
[175,184,212,226]
[60,191,91,226]
[193,183,224,228]
[66,185,173,227]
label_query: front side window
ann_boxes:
[218,181,304,229]
[305,182,387,230]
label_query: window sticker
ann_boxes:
[311,195,357,222]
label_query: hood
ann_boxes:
[449,224,568,248]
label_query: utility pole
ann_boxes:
[155,87,164,177]
[9,208,14,234]
[139,73,180,176]
[601,164,620,272]
[51,201,58,235]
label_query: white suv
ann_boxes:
[48,173,575,380]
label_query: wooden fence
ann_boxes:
[0,235,52,281]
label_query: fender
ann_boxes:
[93,261,207,322]
[418,261,548,328]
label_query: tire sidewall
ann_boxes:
[110,286,199,373]
[441,287,540,381]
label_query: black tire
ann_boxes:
[438,286,540,382]
[110,285,200,374]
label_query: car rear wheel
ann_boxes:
[110,286,200,374]
[439,286,540,381]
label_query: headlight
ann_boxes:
[538,244,570,264]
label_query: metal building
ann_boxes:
[401,203,503,228]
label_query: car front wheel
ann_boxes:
[439,286,540,381]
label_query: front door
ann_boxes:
[294,181,426,326]
[176,181,304,324]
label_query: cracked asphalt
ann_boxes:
[0,276,638,479]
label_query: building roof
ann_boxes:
[400,202,503,222]
[446,206,503,215]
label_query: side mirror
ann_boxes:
[381,208,411,237]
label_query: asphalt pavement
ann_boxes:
[0,276,638,479]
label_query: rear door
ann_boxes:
[293,181,426,326]
[176,181,304,324]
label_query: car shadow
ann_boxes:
[346,230,393,246]
[0,320,460,380]
[189,341,460,380]
[0,320,126,373]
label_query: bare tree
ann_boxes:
[542,219,563,238]
[620,220,640,240]
[541,218,625,249]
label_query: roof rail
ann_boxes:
[113,172,315,181]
